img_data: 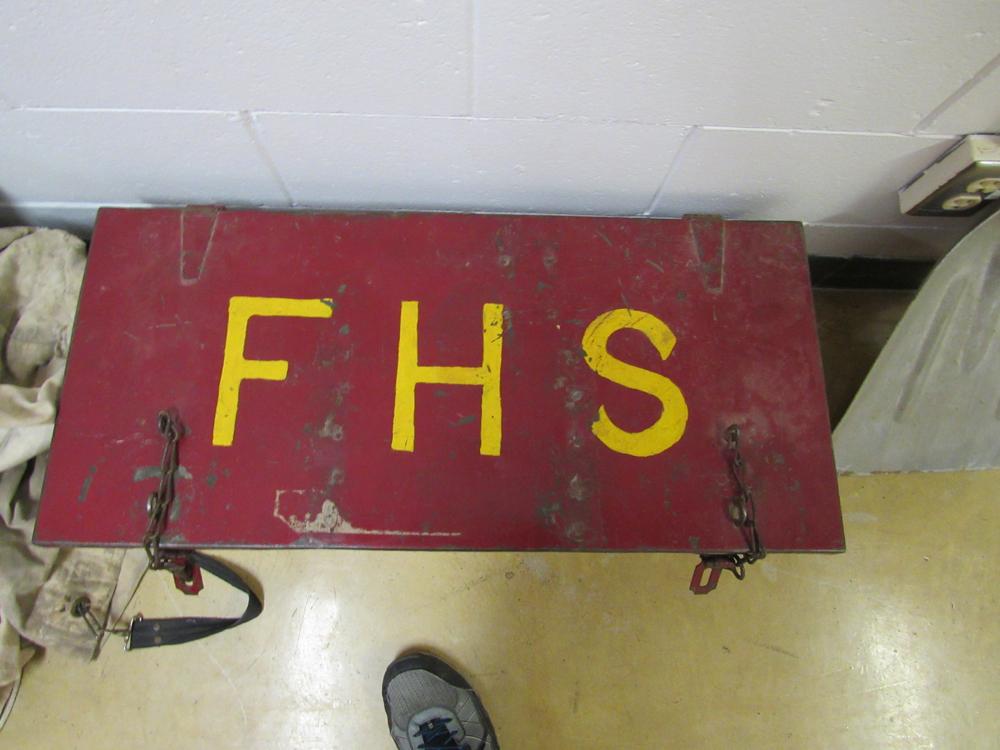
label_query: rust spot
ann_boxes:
[319,417,345,441]
[567,474,589,503]
[559,348,581,365]
[77,466,97,503]
[565,389,584,410]
[537,502,560,527]
[334,382,352,406]
[564,521,587,543]
[542,248,557,270]
[493,226,514,254]
[502,307,513,337]
[168,494,183,522]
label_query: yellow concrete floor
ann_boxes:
[3,470,998,749]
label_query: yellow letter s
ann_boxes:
[582,309,688,457]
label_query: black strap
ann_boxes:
[127,551,262,649]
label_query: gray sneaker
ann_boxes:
[382,653,500,750]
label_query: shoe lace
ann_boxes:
[414,717,469,750]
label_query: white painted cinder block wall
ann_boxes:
[1,1,998,257]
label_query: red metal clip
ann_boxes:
[163,554,204,595]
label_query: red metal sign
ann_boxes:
[37,209,843,553]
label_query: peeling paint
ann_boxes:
[133,465,193,482]
[273,490,460,536]
[567,474,589,503]
[334,382,352,406]
[319,416,344,440]
[538,502,560,526]
[168,494,183,521]
[565,389,584,409]
[501,307,513,337]
[564,521,586,543]
[558,348,581,365]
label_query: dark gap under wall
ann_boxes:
[809,256,936,426]
[808,255,935,291]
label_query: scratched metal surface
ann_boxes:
[36,208,843,552]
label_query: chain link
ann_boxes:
[719,424,766,579]
[142,411,183,572]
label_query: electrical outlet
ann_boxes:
[899,134,1000,217]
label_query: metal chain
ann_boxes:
[73,410,210,647]
[142,411,183,572]
[720,424,766,579]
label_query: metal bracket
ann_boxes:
[690,557,741,594]
[163,553,205,595]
